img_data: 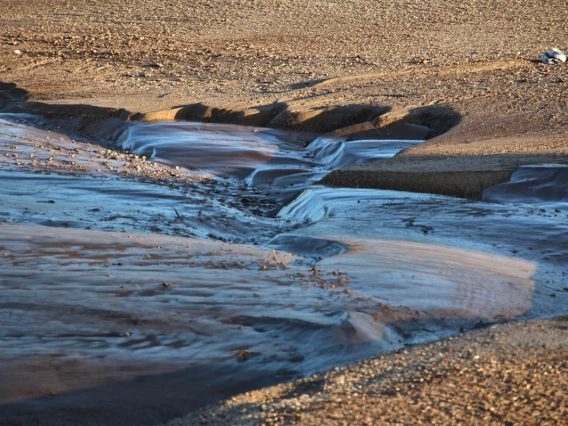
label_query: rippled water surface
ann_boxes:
[1,114,567,425]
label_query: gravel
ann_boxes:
[168,317,568,425]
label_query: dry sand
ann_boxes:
[2,0,568,198]
[1,1,568,425]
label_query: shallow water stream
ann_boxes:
[1,114,567,425]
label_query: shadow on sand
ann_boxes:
[0,80,462,140]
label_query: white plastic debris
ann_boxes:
[13,50,22,55]
[540,48,567,65]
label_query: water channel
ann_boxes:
[1,113,567,425]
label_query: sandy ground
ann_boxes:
[1,1,568,425]
[1,0,568,197]
[168,316,568,426]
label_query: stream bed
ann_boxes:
[1,114,567,425]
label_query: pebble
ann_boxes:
[167,318,568,426]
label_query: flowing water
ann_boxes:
[1,114,567,425]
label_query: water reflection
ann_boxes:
[0,115,566,425]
